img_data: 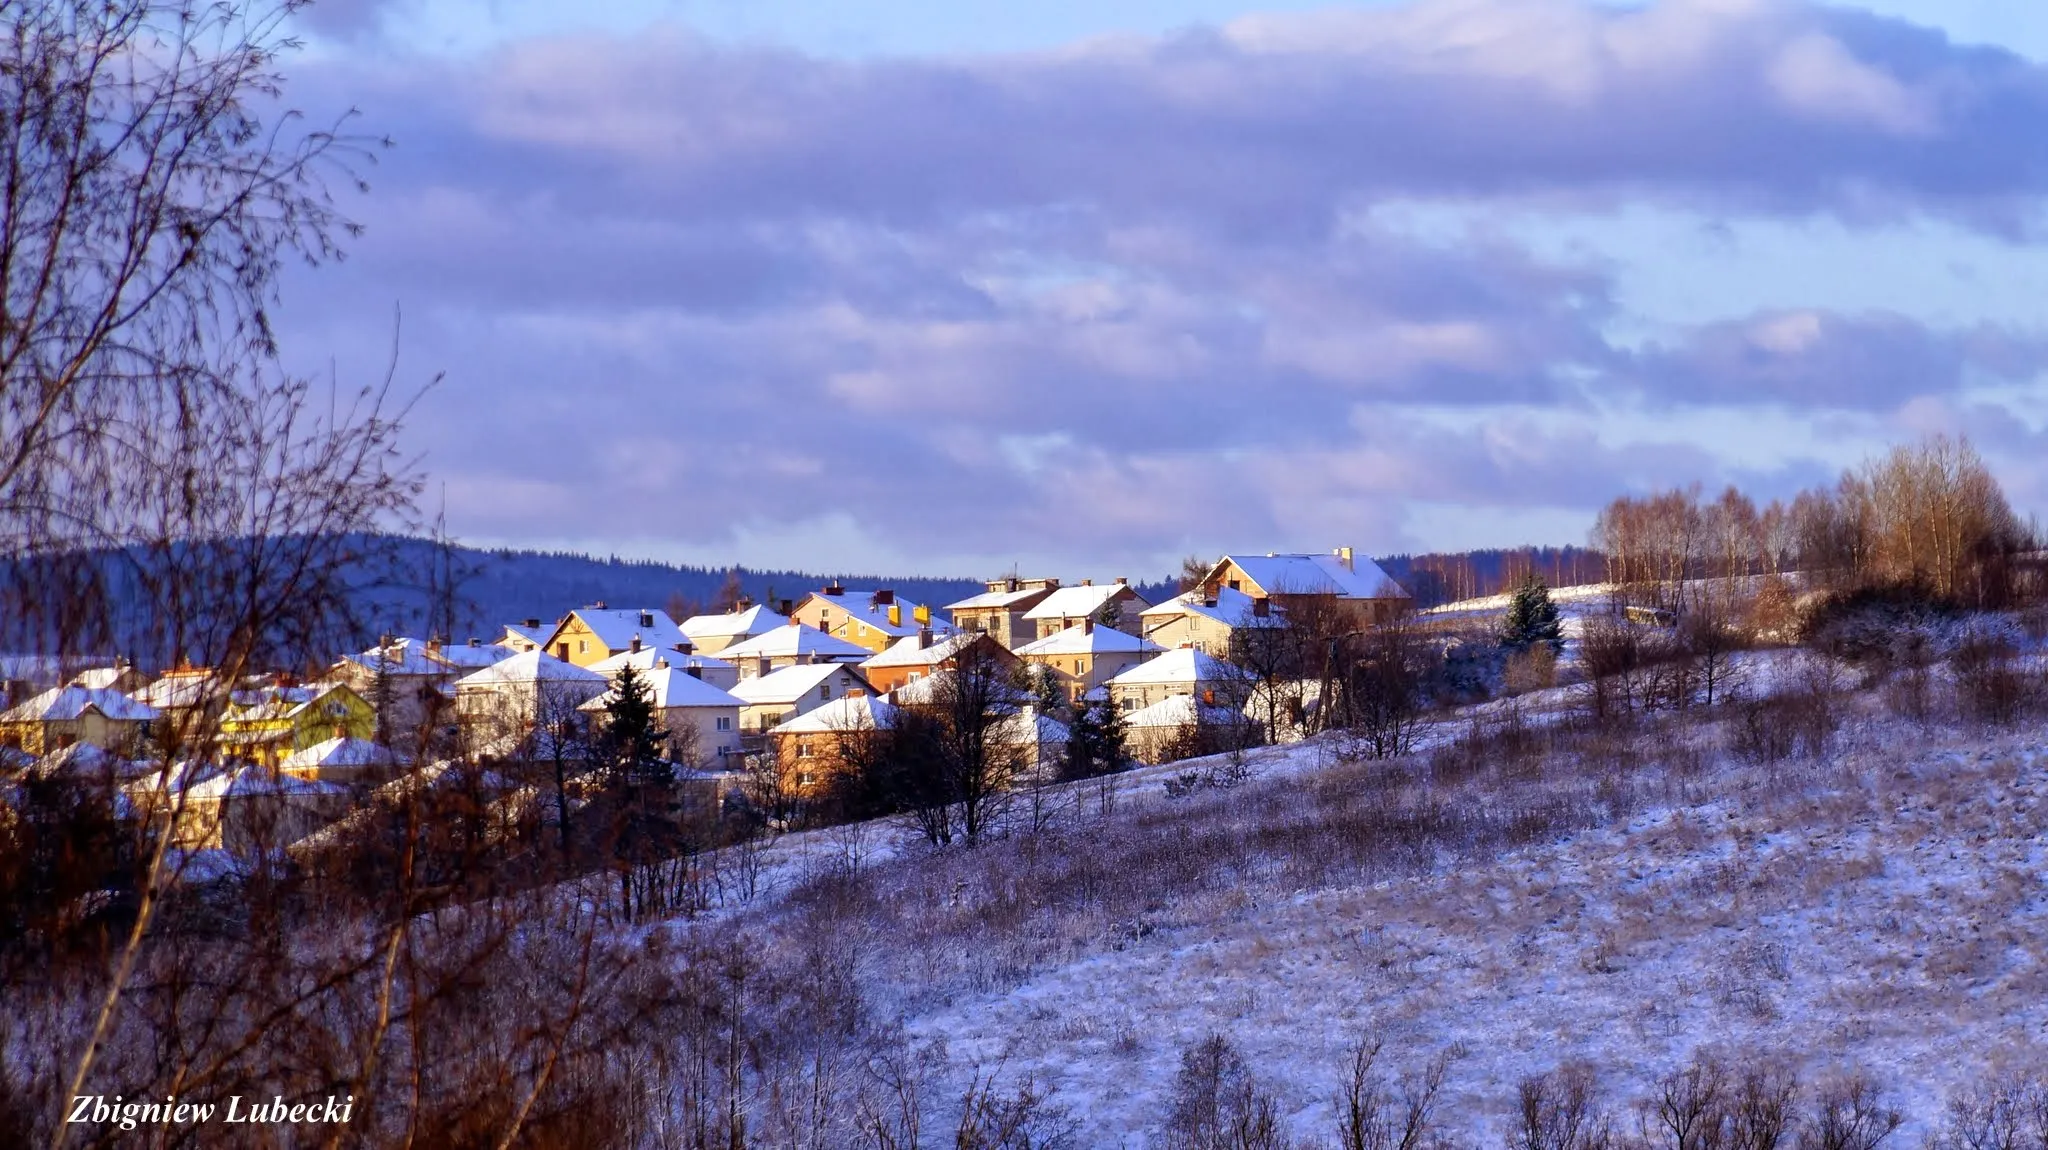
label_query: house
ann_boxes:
[541,606,690,668]
[452,650,609,740]
[69,660,149,695]
[591,641,740,691]
[330,638,460,739]
[498,619,552,653]
[1106,646,1253,712]
[728,662,874,735]
[581,661,746,766]
[219,682,376,766]
[716,624,872,680]
[679,603,789,655]
[1022,579,1150,640]
[1139,586,1286,656]
[768,689,899,796]
[945,577,1061,649]
[991,707,1069,780]
[790,585,942,653]
[859,631,1018,694]
[1122,694,1258,765]
[0,686,159,757]
[425,637,517,674]
[0,654,110,709]
[1199,548,1411,625]
[1012,621,1162,704]
[278,736,399,785]
[160,765,351,853]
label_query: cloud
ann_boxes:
[272,0,2048,569]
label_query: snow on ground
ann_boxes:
[844,708,2048,1143]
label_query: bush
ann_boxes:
[1163,1035,1292,1150]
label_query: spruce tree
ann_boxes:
[601,664,670,787]
[1500,574,1564,654]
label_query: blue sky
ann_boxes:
[280,0,2048,579]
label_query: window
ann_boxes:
[577,638,588,654]
[819,685,830,701]
[797,743,812,758]
[716,716,731,731]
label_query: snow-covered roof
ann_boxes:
[0,685,159,724]
[1024,583,1145,620]
[946,586,1048,611]
[887,670,1032,708]
[590,644,735,677]
[30,742,152,781]
[800,589,939,637]
[773,693,898,734]
[1014,624,1162,658]
[500,622,551,647]
[1217,552,1408,601]
[717,624,871,663]
[69,666,137,690]
[556,607,689,654]
[134,671,224,710]
[454,649,606,689]
[1140,586,1285,628]
[1107,646,1247,687]
[1124,694,1248,729]
[371,759,518,801]
[428,641,516,670]
[861,632,982,670]
[182,765,348,800]
[728,661,864,705]
[992,709,1069,744]
[680,604,788,641]
[280,737,397,773]
[580,665,742,711]
[340,640,446,678]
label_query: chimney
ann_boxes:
[524,617,541,629]
[468,637,481,647]
[630,635,642,653]
[916,627,932,650]
[639,610,654,628]
[656,657,670,670]
[675,640,694,655]
[757,656,771,678]
[1082,619,1095,635]
[686,665,702,680]
[777,598,793,615]
[1115,577,1127,585]
[1252,598,1270,618]
[825,581,845,597]
[888,603,902,627]
[594,600,607,610]
[1336,546,1354,572]
[736,595,753,610]
[1081,578,1093,586]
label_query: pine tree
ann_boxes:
[1500,574,1565,654]
[601,664,669,787]
[1061,696,1130,780]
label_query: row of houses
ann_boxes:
[0,548,1409,853]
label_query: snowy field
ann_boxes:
[678,655,2048,1144]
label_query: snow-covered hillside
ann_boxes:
[697,661,2048,1144]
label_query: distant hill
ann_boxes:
[360,538,996,643]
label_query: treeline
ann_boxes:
[1380,547,1608,608]
[1592,436,2042,613]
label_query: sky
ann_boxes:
[274,0,2048,580]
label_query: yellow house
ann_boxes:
[1012,621,1163,704]
[1021,579,1150,640]
[1138,586,1286,657]
[0,687,159,757]
[542,606,690,668]
[790,586,938,654]
[219,683,375,767]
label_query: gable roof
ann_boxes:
[1140,585,1286,628]
[70,666,139,690]
[590,644,735,677]
[500,622,551,648]
[1013,623,1162,658]
[945,585,1048,611]
[281,737,398,772]
[716,623,871,663]
[861,632,983,670]
[1123,694,1249,729]
[1214,552,1407,601]
[728,661,866,705]
[429,641,517,670]
[581,665,742,711]
[773,693,897,735]
[1024,582,1146,620]
[799,589,939,637]
[340,640,447,678]
[454,649,606,689]
[1107,646,1247,687]
[680,604,787,641]
[551,607,689,654]
[1,686,159,724]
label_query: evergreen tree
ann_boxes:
[1061,695,1130,780]
[1499,574,1565,654]
[600,664,669,787]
